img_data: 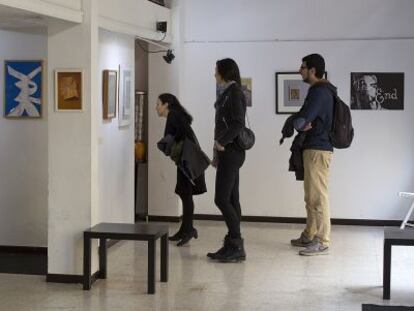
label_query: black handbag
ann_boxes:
[235,112,255,150]
[220,86,255,150]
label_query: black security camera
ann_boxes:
[163,50,175,64]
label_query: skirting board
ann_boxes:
[46,241,119,284]
[148,214,402,227]
[147,215,181,223]
[46,271,100,285]
[195,214,402,226]
[0,246,47,254]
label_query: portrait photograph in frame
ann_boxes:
[350,72,404,110]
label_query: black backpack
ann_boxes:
[329,94,354,149]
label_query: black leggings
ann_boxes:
[179,193,195,233]
[214,144,245,239]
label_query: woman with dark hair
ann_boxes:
[207,58,247,262]
[156,93,207,246]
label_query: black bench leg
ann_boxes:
[383,241,392,300]
[99,238,107,279]
[83,235,91,290]
[161,234,168,282]
[148,239,156,294]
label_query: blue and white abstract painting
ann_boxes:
[4,60,42,118]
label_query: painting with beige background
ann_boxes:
[55,69,83,111]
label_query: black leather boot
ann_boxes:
[207,235,230,260]
[216,238,246,263]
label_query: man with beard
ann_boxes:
[290,54,336,256]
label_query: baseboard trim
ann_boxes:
[147,215,181,223]
[46,240,121,284]
[46,271,100,285]
[0,246,47,254]
[191,214,402,227]
[147,213,403,227]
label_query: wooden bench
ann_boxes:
[83,222,169,294]
[383,227,414,299]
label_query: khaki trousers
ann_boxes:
[303,149,333,247]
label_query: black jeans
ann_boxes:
[215,144,245,239]
[179,193,194,233]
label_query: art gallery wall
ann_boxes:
[148,0,414,220]
[97,28,135,224]
[147,0,184,217]
[0,29,48,246]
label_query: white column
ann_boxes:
[47,0,99,275]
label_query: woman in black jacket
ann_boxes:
[207,58,247,262]
[156,93,207,246]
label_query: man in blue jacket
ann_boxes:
[290,54,335,256]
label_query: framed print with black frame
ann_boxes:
[275,71,327,114]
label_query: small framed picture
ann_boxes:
[55,69,83,112]
[241,77,252,107]
[102,70,117,119]
[275,71,327,114]
[4,60,43,118]
[118,65,132,127]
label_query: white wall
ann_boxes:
[0,0,83,23]
[98,29,135,224]
[0,30,48,246]
[43,0,81,11]
[147,0,184,217]
[148,0,414,220]
[47,0,99,275]
[99,0,171,41]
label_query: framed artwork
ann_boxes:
[55,69,83,111]
[215,77,252,107]
[102,70,117,119]
[241,77,252,107]
[275,71,327,114]
[4,60,43,118]
[350,72,404,110]
[118,65,132,127]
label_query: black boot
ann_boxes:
[177,229,198,247]
[207,235,230,259]
[216,238,246,263]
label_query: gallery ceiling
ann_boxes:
[0,5,48,34]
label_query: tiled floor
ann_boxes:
[1,221,414,311]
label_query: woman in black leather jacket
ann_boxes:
[207,58,247,262]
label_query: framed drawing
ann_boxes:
[241,77,252,107]
[215,77,252,107]
[275,71,327,114]
[4,60,43,118]
[118,65,132,127]
[102,70,117,119]
[350,72,404,110]
[55,69,83,111]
